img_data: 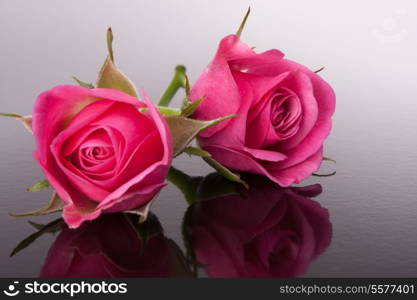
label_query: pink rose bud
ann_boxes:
[32,85,172,228]
[190,35,336,186]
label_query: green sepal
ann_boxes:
[10,218,65,257]
[139,106,181,116]
[72,76,94,88]
[236,7,251,37]
[26,179,50,192]
[0,112,22,118]
[96,28,138,97]
[314,67,325,73]
[184,74,191,97]
[124,200,153,224]
[166,167,203,205]
[181,97,203,117]
[165,114,236,157]
[323,156,336,163]
[202,156,248,188]
[0,113,33,132]
[10,193,65,217]
[28,221,47,231]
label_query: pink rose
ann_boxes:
[190,35,336,186]
[32,85,172,228]
[188,174,332,278]
[40,214,192,277]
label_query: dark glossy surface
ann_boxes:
[14,174,331,278]
[1,0,417,277]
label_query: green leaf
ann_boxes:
[96,28,138,97]
[10,192,65,217]
[202,156,248,188]
[0,112,22,118]
[26,179,50,192]
[165,114,236,157]
[10,218,65,257]
[196,172,239,201]
[181,97,203,117]
[236,7,251,37]
[183,146,211,158]
[72,76,94,88]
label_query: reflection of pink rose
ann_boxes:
[190,35,336,186]
[189,175,332,277]
[32,85,172,228]
[40,214,191,277]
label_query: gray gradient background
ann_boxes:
[0,0,416,277]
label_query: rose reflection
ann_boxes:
[40,214,192,278]
[13,172,331,278]
[185,174,332,278]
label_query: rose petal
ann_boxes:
[62,182,166,229]
[276,71,318,149]
[190,52,240,137]
[202,145,279,184]
[243,147,287,162]
[269,147,323,186]
[241,59,335,169]
[197,71,254,148]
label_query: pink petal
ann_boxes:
[277,71,319,149]
[62,182,166,229]
[243,147,287,162]
[197,71,254,148]
[191,35,284,138]
[202,145,278,183]
[190,51,240,137]
[270,147,324,186]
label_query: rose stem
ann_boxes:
[158,65,187,107]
